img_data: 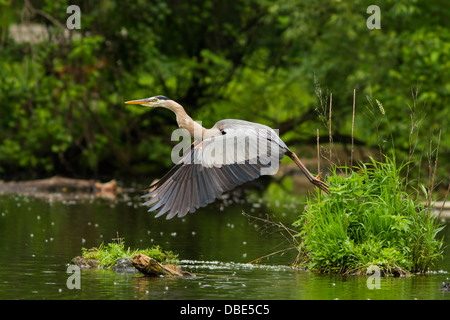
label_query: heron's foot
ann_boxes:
[315,172,323,180]
[311,177,330,194]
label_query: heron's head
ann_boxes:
[125,95,171,108]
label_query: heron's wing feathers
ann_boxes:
[143,128,285,219]
[143,160,267,219]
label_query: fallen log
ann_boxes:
[0,175,119,199]
[131,253,193,278]
[0,176,95,191]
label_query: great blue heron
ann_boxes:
[125,95,329,219]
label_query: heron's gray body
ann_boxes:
[212,119,289,149]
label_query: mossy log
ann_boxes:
[71,256,99,268]
[131,254,193,277]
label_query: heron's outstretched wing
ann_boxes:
[143,123,286,219]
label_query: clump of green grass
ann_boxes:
[82,240,178,268]
[294,156,445,276]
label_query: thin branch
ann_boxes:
[427,130,441,216]
[437,181,450,223]
[329,93,333,162]
[242,211,299,244]
[247,247,296,264]
[351,89,356,167]
[24,0,66,29]
[317,128,320,174]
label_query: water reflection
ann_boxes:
[0,185,449,300]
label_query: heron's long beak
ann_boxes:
[125,98,149,104]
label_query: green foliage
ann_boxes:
[0,1,448,182]
[294,157,445,275]
[82,240,178,269]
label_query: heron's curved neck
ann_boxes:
[164,100,205,138]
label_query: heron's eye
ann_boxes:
[149,98,158,102]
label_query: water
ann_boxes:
[0,188,449,300]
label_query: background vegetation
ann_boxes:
[0,0,448,191]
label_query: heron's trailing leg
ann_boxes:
[286,150,330,193]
